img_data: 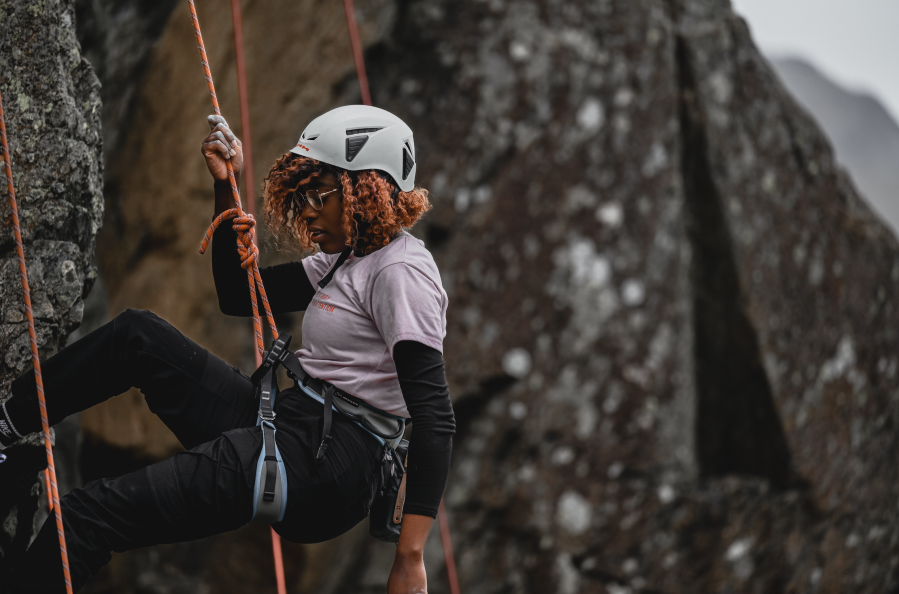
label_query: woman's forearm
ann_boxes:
[214,177,241,217]
[389,515,431,593]
[397,513,434,558]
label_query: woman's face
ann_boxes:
[300,172,348,254]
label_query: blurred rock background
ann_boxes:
[2,0,898,592]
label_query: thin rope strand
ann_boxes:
[230,0,257,224]
[438,499,462,594]
[342,0,372,106]
[0,84,74,594]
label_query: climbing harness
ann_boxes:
[247,329,411,542]
[243,248,409,535]
[0,87,74,593]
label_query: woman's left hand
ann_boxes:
[387,550,427,594]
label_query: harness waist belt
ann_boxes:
[275,348,406,443]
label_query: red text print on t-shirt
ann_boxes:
[312,291,335,313]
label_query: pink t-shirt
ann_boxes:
[297,232,448,417]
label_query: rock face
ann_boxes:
[0,0,103,567]
[70,0,899,592]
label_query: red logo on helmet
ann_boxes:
[295,143,310,152]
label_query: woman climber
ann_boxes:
[0,105,454,594]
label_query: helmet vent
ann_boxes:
[346,127,382,135]
[346,135,370,162]
[306,134,320,141]
[402,147,415,180]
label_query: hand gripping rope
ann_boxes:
[187,2,288,593]
[0,88,74,592]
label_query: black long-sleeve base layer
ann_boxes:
[210,220,455,517]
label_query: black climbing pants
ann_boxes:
[6,309,382,593]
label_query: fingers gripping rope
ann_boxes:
[0,87,74,591]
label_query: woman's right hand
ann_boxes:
[202,115,243,182]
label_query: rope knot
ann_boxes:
[234,214,258,269]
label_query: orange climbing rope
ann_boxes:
[226,0,287,591]
[0,87,74,593]
[188,3,287,593]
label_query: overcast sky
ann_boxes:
[731,0,899,123]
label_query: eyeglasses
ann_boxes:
[299,187,339,210]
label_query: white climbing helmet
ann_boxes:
[289,105,417,192]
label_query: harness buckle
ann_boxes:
[315,435,333,463]
[258,410,277,422]
[250,333,293,386]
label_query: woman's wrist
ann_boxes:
[395,513,433,561]
[396,542,425,560]
[213,177,241,216]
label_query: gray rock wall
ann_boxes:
[0,0,103,566]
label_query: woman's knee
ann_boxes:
[111,309,183,358]
[112,309,162,342]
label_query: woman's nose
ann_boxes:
[300,202,318,220]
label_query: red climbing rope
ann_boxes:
[188,4,287,593]
[342,1,462,590]
[0,86,74,593]
[342,0,372,106]
[230,0,257,223]
[227,0,286,591]
[438,499,462,594]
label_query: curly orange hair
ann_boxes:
[262,154,430,254]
